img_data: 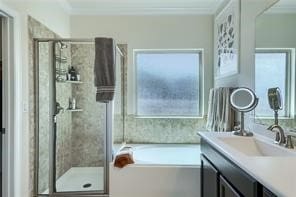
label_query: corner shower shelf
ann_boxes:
[55,55,67,63]
[66,108,83,112]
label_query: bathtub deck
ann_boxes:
[114,143,201,165]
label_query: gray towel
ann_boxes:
[94,37,116,103]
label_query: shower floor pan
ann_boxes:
[43,167,104,194]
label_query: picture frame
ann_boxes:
[215,0,240,78]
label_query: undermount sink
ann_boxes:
[218,136,296,157]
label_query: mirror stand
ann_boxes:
[233,112,254,136]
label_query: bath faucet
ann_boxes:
[269,125,286,145]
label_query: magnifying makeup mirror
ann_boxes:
[230,87,259,136]
[267,87,282,128]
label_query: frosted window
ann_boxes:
[136,51,200,116]
[255,52,288,117]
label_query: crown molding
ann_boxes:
[56,0,221,15]
[69,7,218,15]
[266,4,296,13]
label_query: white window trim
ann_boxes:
[255,48,296,119]
[131,48,204,118]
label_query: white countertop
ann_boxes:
[199,131,296,197]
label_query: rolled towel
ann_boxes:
[114,147,134,168]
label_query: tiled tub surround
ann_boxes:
[255,118,296,132]
[114,115,206,143]
[67,42,206,144]
[111,44,207,144]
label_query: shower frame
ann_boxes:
[33,38,123,197]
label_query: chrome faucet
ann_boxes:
[269,125,286,145]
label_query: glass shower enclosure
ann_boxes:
[33,38,124,196]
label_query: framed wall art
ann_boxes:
[215,0,240,78]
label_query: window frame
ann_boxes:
[133,49,204,118]
[255,48,294,119]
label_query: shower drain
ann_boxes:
[83,183,92,188]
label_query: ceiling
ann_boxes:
[56,0,296,15]
[57,0,225,15]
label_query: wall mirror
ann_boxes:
[255,0,296,131]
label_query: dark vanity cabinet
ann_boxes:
[200,138,277,197]
[201,155,219,197]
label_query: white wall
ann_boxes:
[0,1,70,197]
[215,0,279,89]
[256,14,296,48]
[2,0,70,37]
[70,15,214,114]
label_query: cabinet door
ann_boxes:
[263,188,277,197]
[219,175,241,197]
[201,155,219,197]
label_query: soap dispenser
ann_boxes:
[69,66,77,81]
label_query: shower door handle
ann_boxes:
[53,115,57,123]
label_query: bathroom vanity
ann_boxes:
[199,132,296,197]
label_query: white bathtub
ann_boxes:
[110,144,201,197]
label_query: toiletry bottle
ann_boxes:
[69,66,77,81]
[72,98,76,109]
[76,71,81,81]
[67,65,71,81]
[68,98,73,109]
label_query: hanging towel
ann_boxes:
[218,87,234,131]
[206,87,235,132]
[94,37,116,103]
[206,88,214,131]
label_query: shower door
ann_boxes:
[34,39,116,197]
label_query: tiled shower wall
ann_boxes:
[29,16,55,193]
[55,45,73,178]
[30,22,125,193]
[29,17,72,193]
[70,44,106,167]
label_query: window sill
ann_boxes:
[255,116,294,120]
[134,116,205,119]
